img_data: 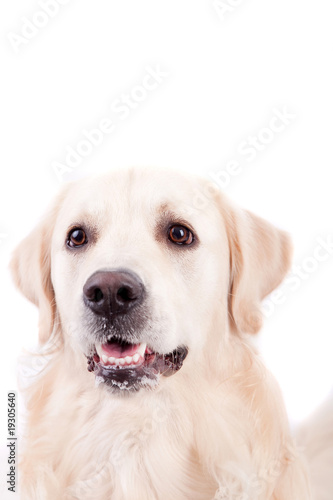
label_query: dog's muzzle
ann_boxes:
[83,269,188,392]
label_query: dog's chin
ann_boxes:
[85,337,188,394]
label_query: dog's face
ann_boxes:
[11,168,291,394]
[50,169,230,391]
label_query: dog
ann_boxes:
[11,167,312,499]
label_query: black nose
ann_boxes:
[83,269,144,316]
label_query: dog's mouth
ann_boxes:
[86,337,188,392]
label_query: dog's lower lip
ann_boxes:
[86,339,188,391]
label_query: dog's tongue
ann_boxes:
[101,340,140,359]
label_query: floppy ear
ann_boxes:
[222,201,292,335]
[10,188,69,345]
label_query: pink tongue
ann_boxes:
[101,341,140,359]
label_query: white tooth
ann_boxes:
[96,344,103,357]
[102,355,108,364]
[108,357,116,364]
[125,356,132,365]
[137,343,146,357]
[133,353,140,363]
[119,358,125,366]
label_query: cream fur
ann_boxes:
[11,167,312,500]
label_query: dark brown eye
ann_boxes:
[67,228,87,248]
[168,225,194,245]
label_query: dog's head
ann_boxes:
[10,168,291,393]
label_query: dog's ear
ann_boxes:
[10,187,69,345]
[222,200,292,335]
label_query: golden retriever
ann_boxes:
[11,167,312,499]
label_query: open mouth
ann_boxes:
[86,337,188,392]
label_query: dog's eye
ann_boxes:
[168,225,194,245]
[67,228,87,248]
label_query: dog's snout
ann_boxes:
[83,270,144,316]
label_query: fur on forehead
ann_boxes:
[54,167,224,239]
[59,168,208,213]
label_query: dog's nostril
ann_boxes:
[94,288,104,302]
[117,287,132,302]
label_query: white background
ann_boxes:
[0,0,333,493]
